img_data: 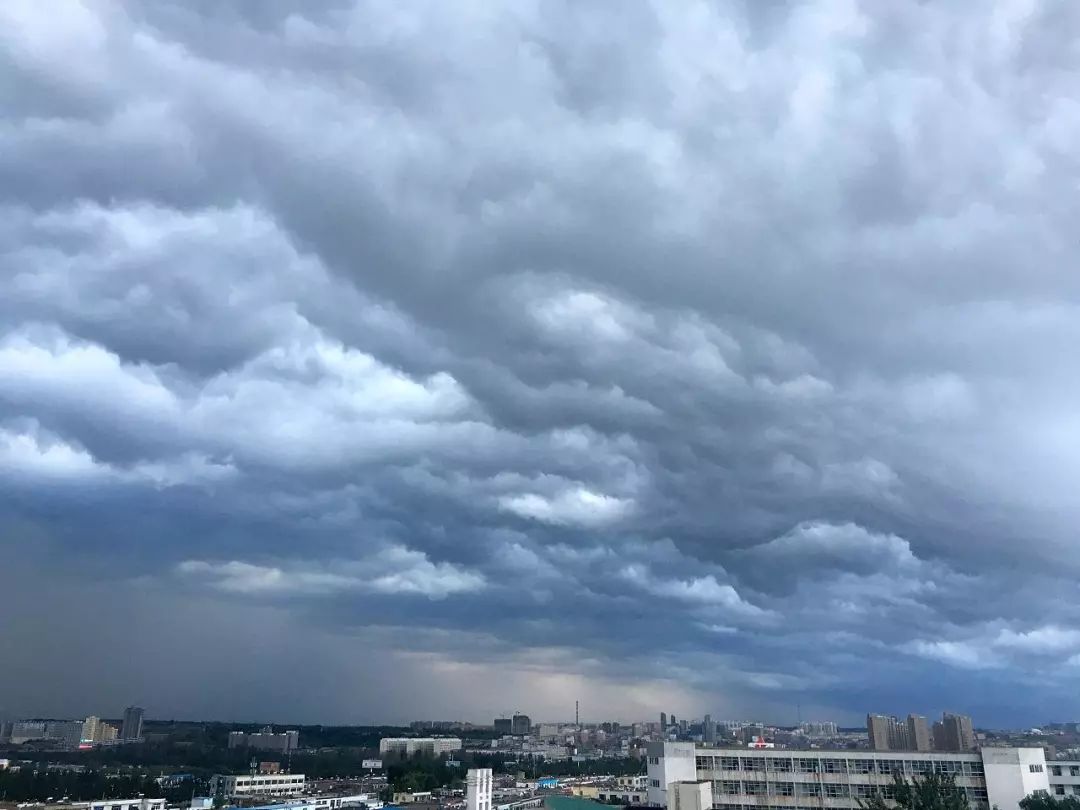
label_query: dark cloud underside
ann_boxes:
[2,0,1080,725]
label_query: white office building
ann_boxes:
[77,799,166,810]
[379,737,462,757]
[467,768,494,810]
[210,773,306,798]
[224,794,382,810]
[647,741,1080,810]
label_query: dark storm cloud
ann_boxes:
[3,0,1080,725]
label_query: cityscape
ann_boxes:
[6,706,1080,810]
[5,5,1080,810]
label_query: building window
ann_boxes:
[650,780,660,788]
[1055,787,1065,796]
[824,784,849,798]
[741,758,765,772]
[852,785,877,799]
[796,784,821,798]
[1071,767,1080,777]
[720,781,741,795]
[767,758,793,772]
[720,757,741,771]
[823,759,846,774]
[744,782,767,796]
[1053,767,1063,777]
[850,759,874,774]
[796,759,819,773]
[1031,765,1045,773]
[770,783,795,797]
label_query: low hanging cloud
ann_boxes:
[178,546,486,600]
[3,0,1080,725]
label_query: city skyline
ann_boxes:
[4,1,1080,727]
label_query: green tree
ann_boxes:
[860,772,969,810]
[1020,793,1080,810]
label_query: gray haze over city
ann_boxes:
[2,0,1080,727]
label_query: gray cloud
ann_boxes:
[2,0,1080,726]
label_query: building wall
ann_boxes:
[211,774,306,797]
[649,744,1056,810]
[1048,762,1080,798]
[907,716,931,753]
[81,799,166,810]
[671,782,712,810]
[647,742,698,807]
[982,748,1049,810]
[378,737,462,757]
[121,707,144,741]
[866,716,891,751]
[466,768,493,810]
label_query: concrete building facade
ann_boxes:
[933,714,976,752]
[647,741,1080,810]
[121,707,144,741]
[80,799,165,810]
[671,782,713,810]
[378,737,462,757]
[222,794,379,810]
[466,768,493,810]
[228,728,300,752]
[866,716,893,752]
[907,716,931,753]
[210,773,306,799]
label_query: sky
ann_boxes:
[2,0,1080,729]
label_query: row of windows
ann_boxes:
[712,781,989,802]
[1054,785,1080,796]
[712,806,990,810]
[1051,766,1080,777]
[697,757,983,777]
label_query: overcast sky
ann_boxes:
[3,0,1080,728]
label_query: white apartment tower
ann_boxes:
[466,768,493,810]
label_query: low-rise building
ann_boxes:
[225,794,381,810]
[210,773,306,798]
[228,728,300,752]
[647,741,1078,810]
[378,737,462,757]
[78,799,166,810]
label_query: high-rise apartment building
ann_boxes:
[46,720,84,745]
[82,716,102,743]
[934,713,976,751]
[661,712,668,730]
[704,715,716,743]
[121,707,144,741]
[869,713,933,752]
[494,718,512,735]
[511,714,531,735]
[800,722,838,737]
[908,714,932,752]
[867,714,893,751]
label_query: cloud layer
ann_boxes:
[3,0,1080,725]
